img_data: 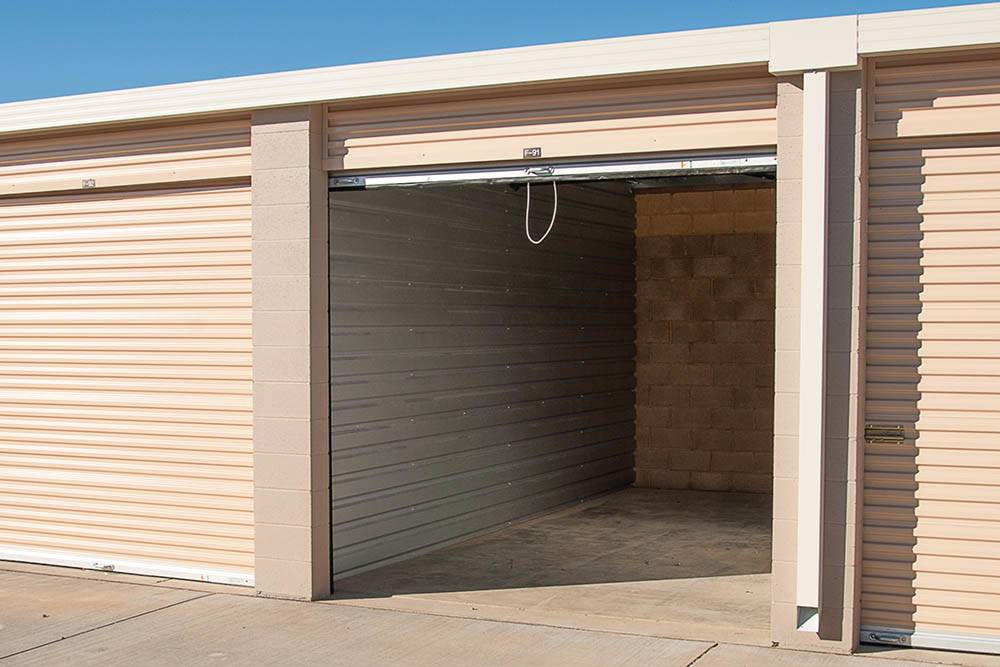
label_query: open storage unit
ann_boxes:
[327,156,778,642]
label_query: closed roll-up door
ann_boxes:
[0,184,254,585]
[862,134,1000,654]
[0,117,250,196]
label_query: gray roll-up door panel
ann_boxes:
[330,182,636,577]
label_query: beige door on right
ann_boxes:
[862,132,1000,654]
[861,50,1000,653]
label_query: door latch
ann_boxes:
[864,424,905,444]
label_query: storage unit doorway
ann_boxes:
[327,155,778,643]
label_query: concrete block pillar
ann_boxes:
[250,105,331,600]
[770,70,865,652]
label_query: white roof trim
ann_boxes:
[859,2,1000,55]
[0,23,770,135]
[769,16,859,74]
[1,2,999,136]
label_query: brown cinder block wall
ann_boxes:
[634,185,776,493]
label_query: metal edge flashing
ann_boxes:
[859,2,1000,55]
[329,153,778,189]
[862,625,1000,656]
[0,548,254,587]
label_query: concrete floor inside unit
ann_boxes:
[331,487,773,646]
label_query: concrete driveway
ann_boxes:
[1,564,997,666]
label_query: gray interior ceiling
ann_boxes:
[329,182,637,577]
[627,172,775,190]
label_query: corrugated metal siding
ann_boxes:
[0,117,251,196]
[329,182,636,576]
[869,51,1000,140]
[0,184,254,585]
[862,134,1000,650]
[325,69,777,171]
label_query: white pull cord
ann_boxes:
[525,181,558,245]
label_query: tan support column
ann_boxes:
[770,71,865,653]
[768,14,865,652]
[250,105,331,600]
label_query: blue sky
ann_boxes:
[1,0,992,103]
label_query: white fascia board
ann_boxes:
[769,15,859,74]
[859,1,1000,55]
[0,23,770,136]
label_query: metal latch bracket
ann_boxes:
[864,424,905,444]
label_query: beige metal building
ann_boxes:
[1,2,999,657]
